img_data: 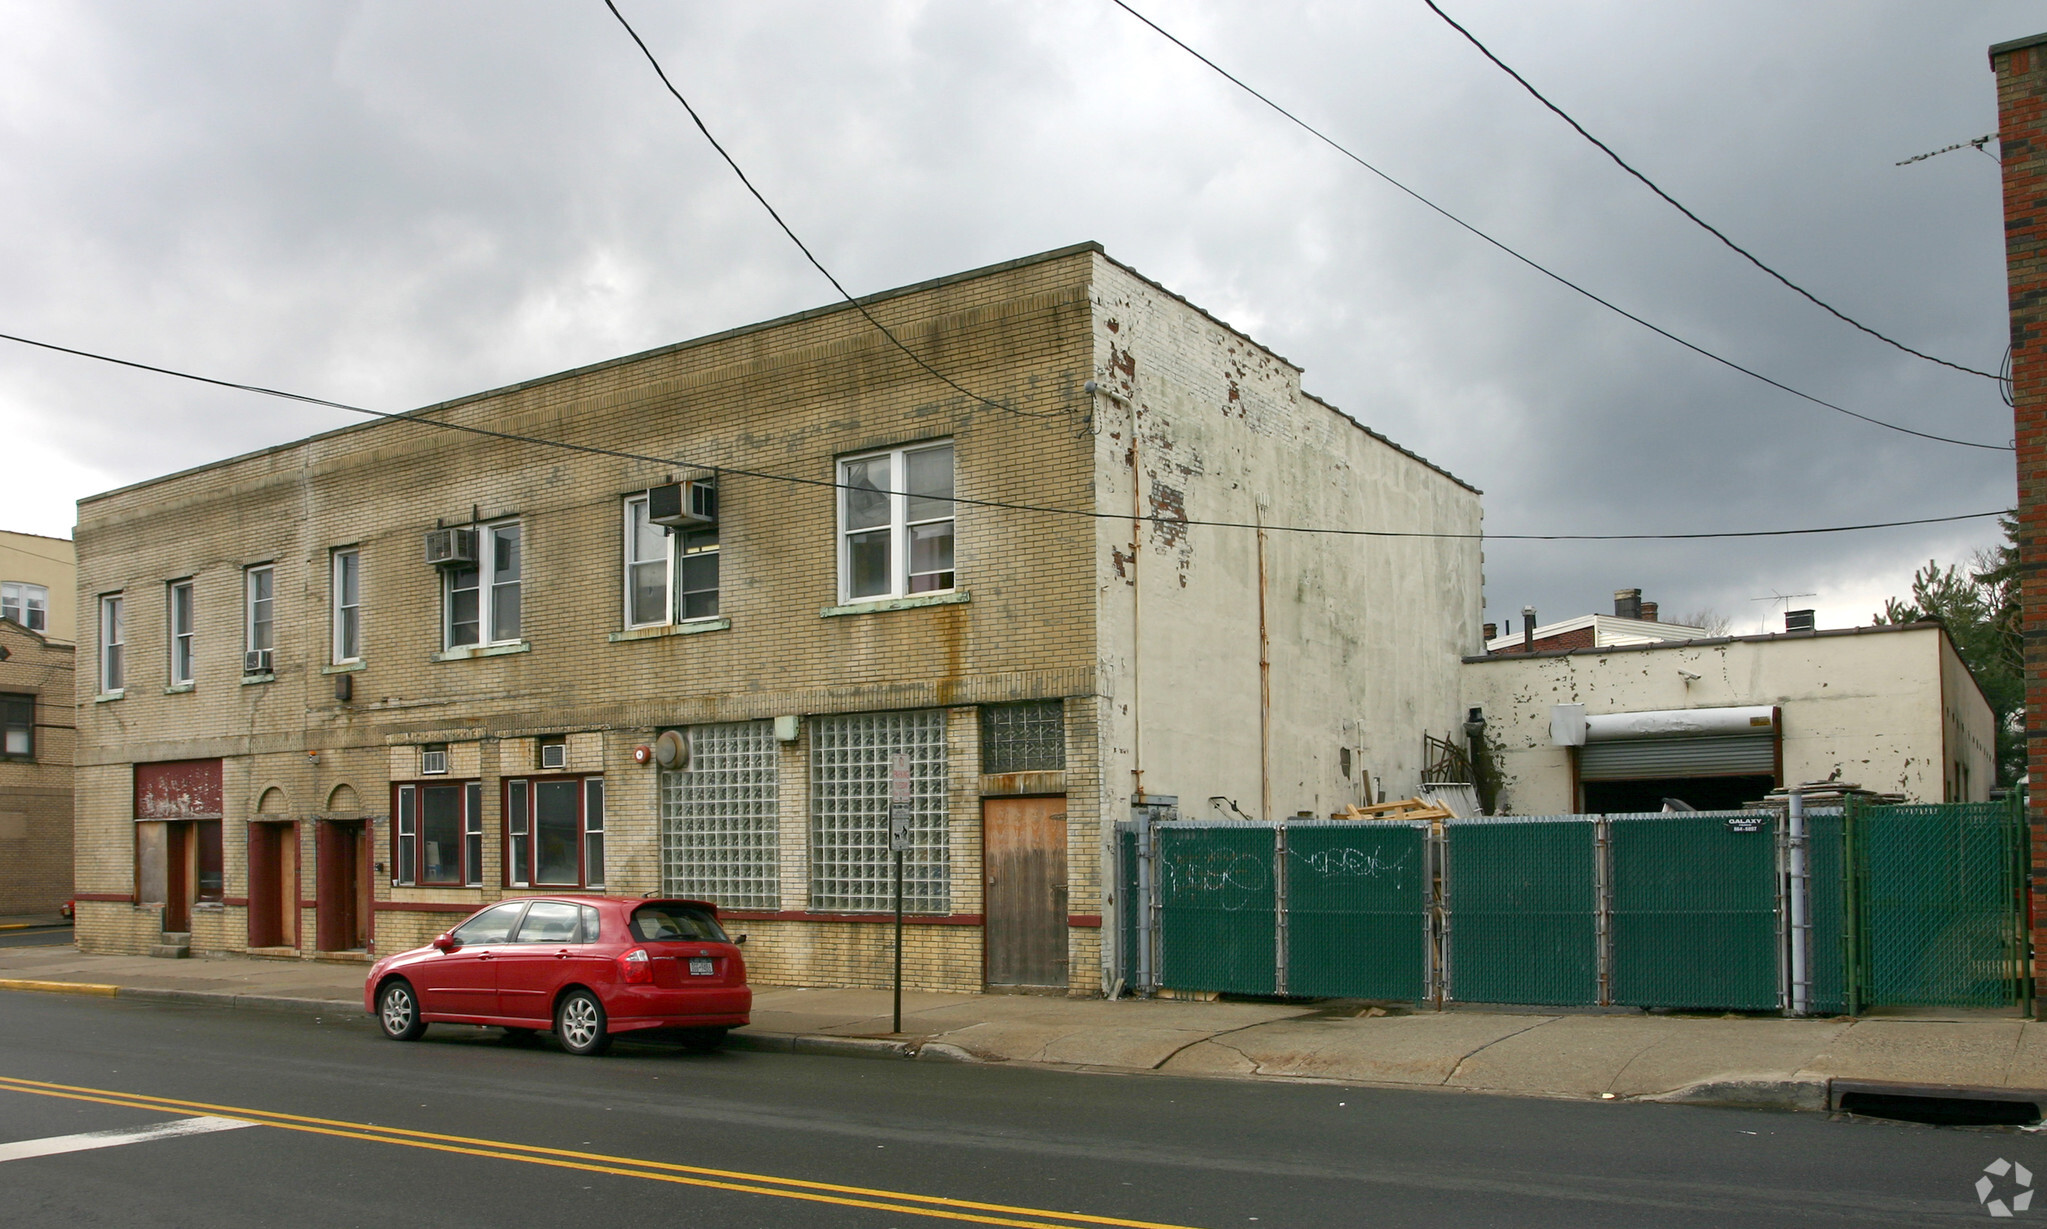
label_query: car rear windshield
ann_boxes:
[630,903,728,943]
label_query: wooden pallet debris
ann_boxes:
[1328,797,1456,822]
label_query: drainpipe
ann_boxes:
[1788,786,1811,1016]
[1257,509,1271,825]
[1129,391,1144,800]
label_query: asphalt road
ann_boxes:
[0,992,2032,1227]
[0,926,74,949]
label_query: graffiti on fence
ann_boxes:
[1160,848,1271,911]
[1296,844,1410,880]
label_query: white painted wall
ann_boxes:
[1461,625,1996,813]
[1088,255,1483,832]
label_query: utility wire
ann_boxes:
[0,329,2006,542]
[1421,0,2000,382]
[599,0,1060,419]
[1109,1,2012,453]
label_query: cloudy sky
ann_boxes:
[0,1,2033,634]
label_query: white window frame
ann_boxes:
[1,582,48,633]
[244,564,274,666]
[331,548,361,664]
[167,579,194,686]
[837,441,955,604]
[622,495,670,628]
[444,520,521,649]
[99,594,124,694]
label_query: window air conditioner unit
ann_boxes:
[420,748,448,775]
[243,649,273,675]
[539,741,567,770]
[647,481,716,529]
[424,527,478,567]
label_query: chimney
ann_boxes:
[1613,588,1642,620]
[1639,601,1659,623]
[1785,609,1816,633]
[1521,605,1536,651]
[1482,622,1497,641]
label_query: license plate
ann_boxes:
[689,958,715,977]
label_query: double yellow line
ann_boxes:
[0,1075,1202,1229]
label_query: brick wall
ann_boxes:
[1994,32,2047,1008]
[0,622,74,914]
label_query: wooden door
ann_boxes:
[247,824,282,948]
[982,796,1068,989]
[317,821,365,951]
[164,822,191,934]
[277,825,298,948]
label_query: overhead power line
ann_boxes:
[0,329,2006,543]
[1420,0,2001,382]
[598,0,1060,419]
[1108,1,2012,453]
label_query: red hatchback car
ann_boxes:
[364,896,750,1055]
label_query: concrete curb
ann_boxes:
[728,1032,915,1059]
[0,978,118,997]
[1648,1078,1831,1113]
[113,986,361,1016]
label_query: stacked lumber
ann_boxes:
[1752,781,1908,809]
[1328,797,1456,822]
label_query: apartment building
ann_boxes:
[71,243,1482,992]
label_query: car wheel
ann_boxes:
[681,1027,728,1053]
[554,990,610,1056]
[377,980,427,1041]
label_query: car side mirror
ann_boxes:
[431,933,456,952]
[733,934,748,946]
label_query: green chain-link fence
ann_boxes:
[1853,799,2028,1011]
[1155,824,1277,995]
[1608,812,1781,1011]
[1286,822,1430,1000]
[1443,818,1598,1007]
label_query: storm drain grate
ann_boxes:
[1833,1081,2042,1127]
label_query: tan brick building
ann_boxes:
[71,244,1482,992]
[1,616,74,916]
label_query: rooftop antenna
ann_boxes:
[1748,590,1816,634]
[1895,133,1998,167]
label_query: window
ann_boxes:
[332,548,361,663]
[245,565,274,669]
[0,582,47,633]
[446,522,520,648]
[980,700,1065,774]
[623,490,718,627]
[809,709,947,912]
[514,900,584,943]
[99,594,124,693]
[1,694,32,759]
[168,580,194,686]
[196,820,224,902]
[452,900,524,944]
[838,442,954,602]
[503,776,604,888]
[661,722,778,909]
[392,780,482,887]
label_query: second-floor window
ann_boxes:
[839,441,954,602]
[331,548,361,663]
[168,580,194,686]
[1,693,31,758]
[446,522,520,648]
[0,582,47,633]
[623,493,718,627]
[99,594,124,693]
[245,565,274,670]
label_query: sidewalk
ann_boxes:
[3,941,2043,1113]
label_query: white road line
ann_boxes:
[0,1115,255,1163]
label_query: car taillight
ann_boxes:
[618,947,653,984]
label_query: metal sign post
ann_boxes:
[888,753,913,1034]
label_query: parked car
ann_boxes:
[364,896,750,1055]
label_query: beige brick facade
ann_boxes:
[72,244,1480,994]
[0,619,74,914]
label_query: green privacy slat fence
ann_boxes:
[1609,812,1781,1011]
[1855,801,2027,1010]
[1804,810,1848,1016]
[1118,827,1140,991]
[1443,818,1598,1007]
[1156,825,1277,996]
[1286,822,1429,1001]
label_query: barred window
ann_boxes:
[979,700,1065,774]
[810,710,947,913]
[661,722,778,909]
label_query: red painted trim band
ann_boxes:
[72,892,137,903]
[221,896,249,907]
[372,901,481,914]
[1066,915,1102,928]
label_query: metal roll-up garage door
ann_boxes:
[1579,733,1777,780]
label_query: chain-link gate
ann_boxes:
[1155,823,1278,996]
[1850,799,2030,1012]
[1442,817,1598,1007]
[1286,822,1431,1001]
[1607,812,1781,1011]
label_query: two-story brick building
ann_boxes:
[71,243,1482,993]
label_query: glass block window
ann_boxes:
[661,721,778,909]
[980,700,1065,775]
[810,709,948,913]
